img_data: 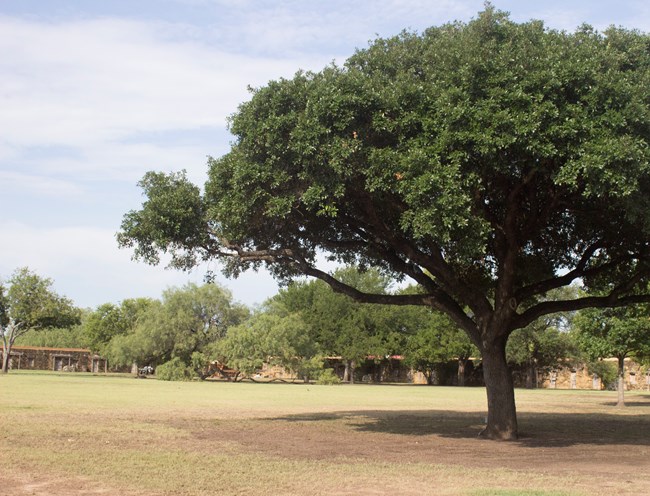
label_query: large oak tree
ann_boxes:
[118,8,650,439]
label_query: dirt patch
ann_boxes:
[0,473,119,496]
[4,376,650,495]
[165,408,650,493]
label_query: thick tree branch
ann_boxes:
[494,169,537,314]
[350,193,493,318]
[514,293,650,330]
[515,241,604,301]
[515,245,648,302]
[297,263,479,339]
[203,234,481,340]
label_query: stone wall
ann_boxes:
[1,346,107,373]
[536,359,648,391]
[244,356,650,391]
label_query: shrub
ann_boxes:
[587,361,617,389]
[317,368,341,385]
[156,357,195,381]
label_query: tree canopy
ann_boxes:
[83,298,154,354]
[105,283,248,369]
[574,304,650,406]
[506,287,580,388]
[403,311,477,386]
[1,268,80,373]
[118,7,650,439]
[270,267,415,382]
[216,312,322,382]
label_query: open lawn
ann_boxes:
[1,372,649,495]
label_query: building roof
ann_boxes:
[10,345,92,353]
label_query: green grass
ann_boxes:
[1,371,649,495]
[1,371,492,416]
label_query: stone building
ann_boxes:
[538,359,649,391]
[0,346,107,373]
[255,355,648,391]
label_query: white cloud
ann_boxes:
[0,15,329,180]
[0,221,279,308]
[5,2,641,187]
[0,170,83,197]
[21,141,214,184]
[3,0,648,311]
[194,0,477,57]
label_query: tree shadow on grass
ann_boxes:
[265,409,650,448]
[601,400,650,407]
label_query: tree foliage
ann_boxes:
[104,283,248,369]
[15,325,89,349]
[271,268,414,382]
[1,267,80,373]
[118,7,650,439]
[155,356,195,381]
[403,311,477,385]
[574,306,650,363]
[506,287,581,387]
[83,298,154,354]
[216,312,322,382]
[573,304,650,405]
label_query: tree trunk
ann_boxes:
[2,351,9,373]
[525,362,536,389]
[343,361,350,382]
[2,341,12,373]
[617,356,625,408]
[457,359,466,387]
[480,338,518,440]
[349,360,356,384]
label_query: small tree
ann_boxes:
[1,268,80,373]
[214,320,266,377]
[574,305,650,406]
[83,298,154,355]
[273,268,402,383]
[507,327,579,388]
[586,360,617,389]
[403,312,477,385]
[156,357,194,381]
[216,312,322,382]
[105,283,248,369]
[507,288,580,388]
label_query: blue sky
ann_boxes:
[1,0,649,309]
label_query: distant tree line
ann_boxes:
[5,266,650,405]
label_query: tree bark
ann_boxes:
[525,363,537,389]
[457,359,466,387]
[617,356,625,408]
[1,352,9,373]
[479,338,518,440]
[2,339,13,373]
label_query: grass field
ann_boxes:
[1,372,649,495]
